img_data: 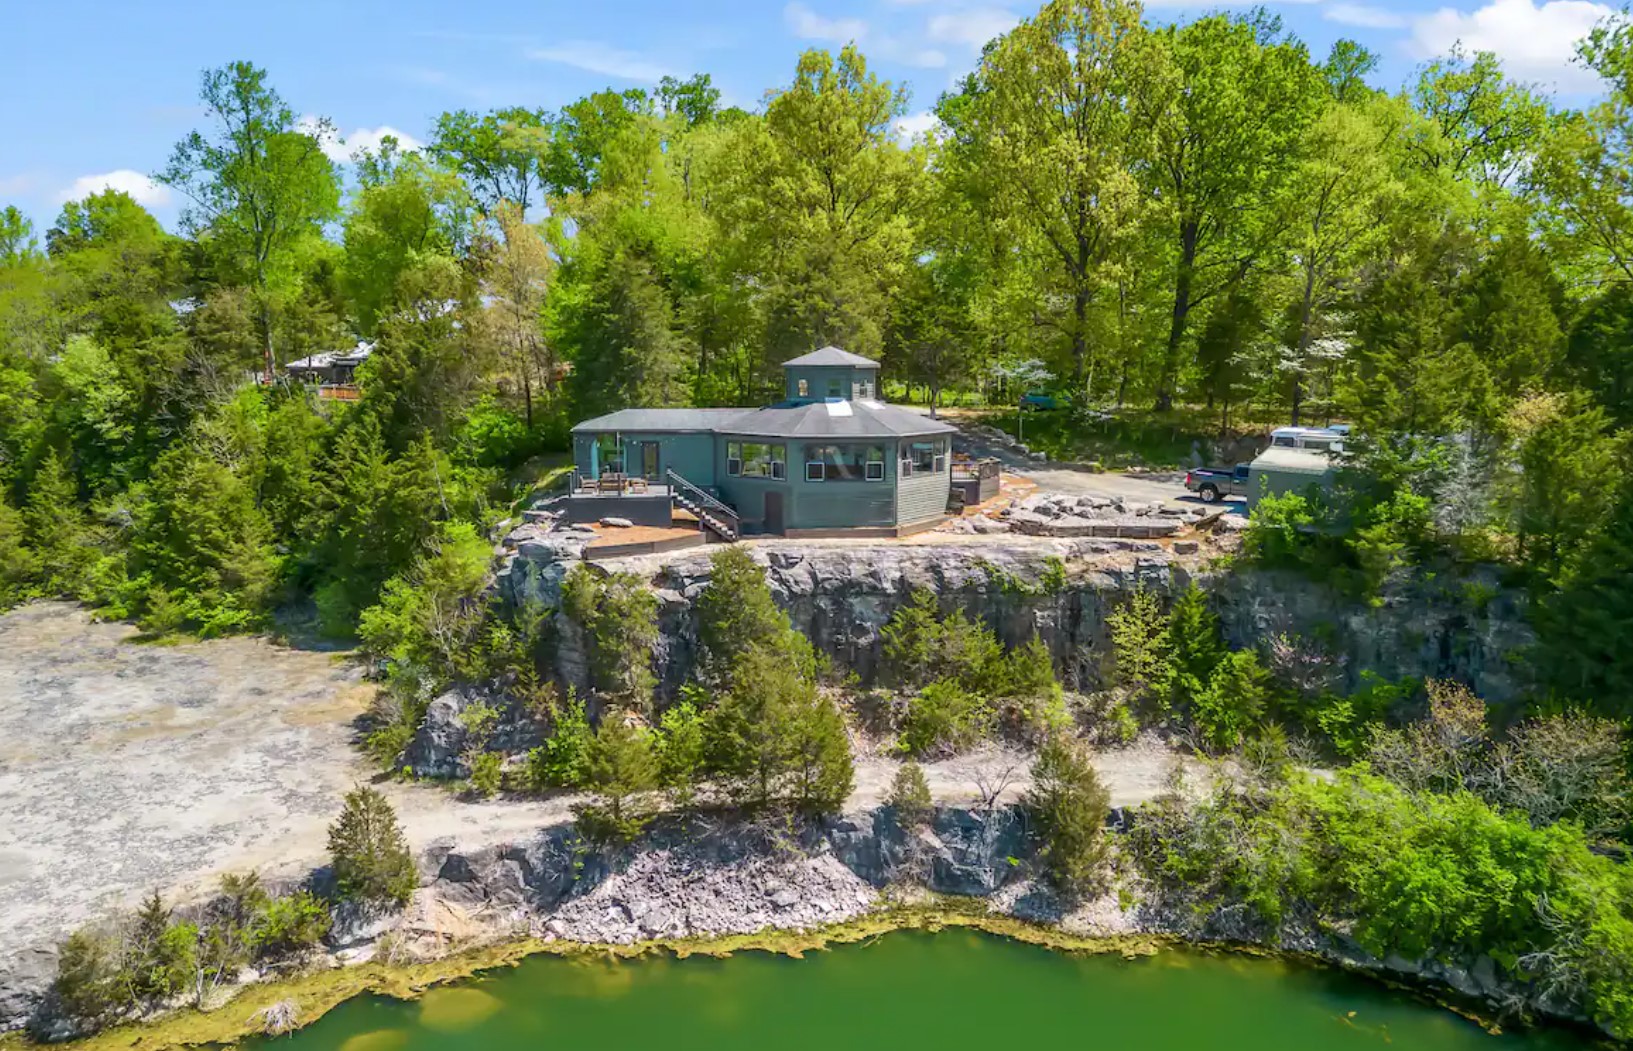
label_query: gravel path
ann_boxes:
[0,602,1186,974]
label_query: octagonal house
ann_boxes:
[568,347,957,538]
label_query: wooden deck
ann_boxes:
[583,510,710,558]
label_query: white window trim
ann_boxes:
[771,460,786,480]
[805,461,826,482]
[865,461,885,482]
[933,454,947,473]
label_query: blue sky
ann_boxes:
[0,0,1615,233]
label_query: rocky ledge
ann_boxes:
[7,801,1600,1042]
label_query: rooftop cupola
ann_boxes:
[782,346,881,405]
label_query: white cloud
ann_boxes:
[895,110,941,143]
[1325,3,1408,29]
[298,116,425,163]
[1410,0,1613,90]
[339,126,426,159]
[55,170,171,208]
[526,41,674,82]
[928,7,1019,50]
[785,2,869,43]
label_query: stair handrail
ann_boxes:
[665,469,740,534]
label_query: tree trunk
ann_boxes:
[1291,263,1317,427]
[1156,222,1200,412]
[522,367,534,429]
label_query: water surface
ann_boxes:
[255,930,1594,1051]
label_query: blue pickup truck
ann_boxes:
[1184,463,1249,503]
[1020,390,1064,411]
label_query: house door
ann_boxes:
[636,442,661,481]
[764,491,785,534]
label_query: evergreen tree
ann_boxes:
[888,759,933,829]
[1192,649,1273,752]
[130,440,281,634]
[327,785,416,906]
[560,565,659,707]
[1167,584,1225,713]
[577,715,661,843]
[1025,732,1112,897]
[0,494,38,605]
[708,640,852,812]
[23,449,91,596]
[123,890,196,1003]
[1538,476,1633,720]
[880,587,943,689]
[1106,586,1172,709]
[694,546,790,687]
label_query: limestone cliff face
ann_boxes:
[498,534,1534,706]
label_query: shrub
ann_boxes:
[527,691,592,790]
[357,521,492,671]
[1241,489,1318,566]
[256,892,333,957]
[327,786,416,907]
[1167,584,1224,714]
[1025,733,1112,898]
[467,751,504,798]
[52,929,123,1025]
[888,759,934,829]
[125,890,197,1002]
[899,680,993,759]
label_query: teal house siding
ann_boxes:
[789,438,896,529]
[580,431,717,486]
[897,457,951,524]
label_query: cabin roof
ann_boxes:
[571,400,956,440]
[781,346,880,369]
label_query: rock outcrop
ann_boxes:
[497,529,1534,705]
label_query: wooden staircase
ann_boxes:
[666,469,741,542]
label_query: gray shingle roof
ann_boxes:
[570,407,751,434]
[719,400,957,439]
[570,401,956,440]
[781,346,880,368]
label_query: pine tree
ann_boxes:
[1024,733,1112,898]
[1539,477,1633,719]
[123,890,195,1002]
[1106,586,1172,710]
[0,493,39,604]
[577,715,661,843]
[694,546,791,687]
[1192,649,1272,753]
[888,759,933,829]
[880,588,943,689]
[327,786,416,906]
[1167,584,1225,713]
[23,449,90,595]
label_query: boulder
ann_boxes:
[1173,540,1200,555]
[599,516,634,528]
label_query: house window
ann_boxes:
[727,441,784,479]
[828,378,843,398]
[902,439,944,476]
[595,434,625,475]
[797,379,809,397]
[805,444,886,482]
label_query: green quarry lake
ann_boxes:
[248,931,1597,1051]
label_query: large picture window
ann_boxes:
[901,439,946,476]
[804,444,886,482]
[726,441,785,479]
